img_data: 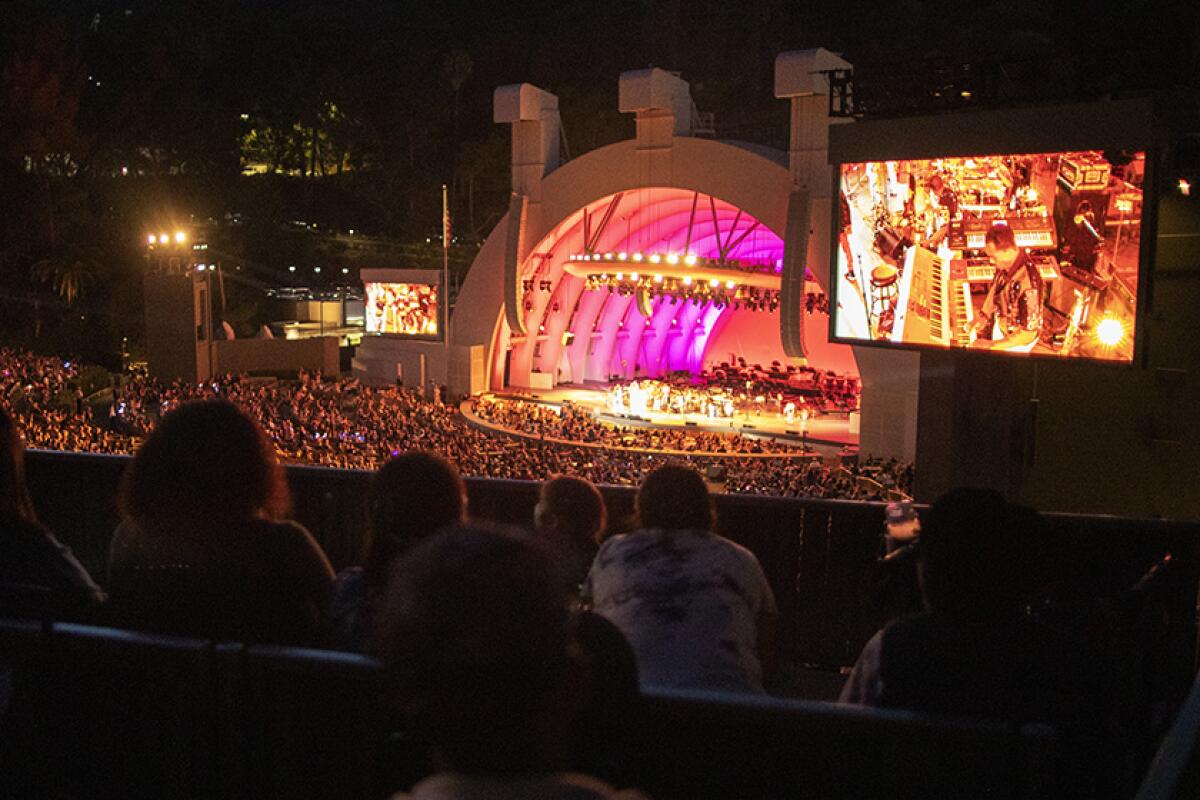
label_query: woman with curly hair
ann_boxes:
[107,400,333,644]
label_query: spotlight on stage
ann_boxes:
[1095,316,1126,347]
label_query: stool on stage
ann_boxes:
[869,265,899,332]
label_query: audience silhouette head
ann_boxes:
[536,475,607,547]
[375,524,579,775]
[119,400,289,527]
[366,451,467,586]
[637,463,713,531]
[918,486,1034,616]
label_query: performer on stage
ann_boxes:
[970,224,1045,352]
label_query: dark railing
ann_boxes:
[23,450,1200,680]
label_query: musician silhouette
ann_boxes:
[970,224,1045,351]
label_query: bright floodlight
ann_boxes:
[684,254,697,266]
[159,233,169,244]
[147,234,156,245]
[174,230,186,244]
[1179,179,1192,196]
[682,276,692,286]
[1095,317,1125,347]
[666,253,679,265]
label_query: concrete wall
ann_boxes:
[212,337,340,377]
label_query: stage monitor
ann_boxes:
[831,149,1148,363]
[362,268,442,339]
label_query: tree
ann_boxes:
[30,247,97,307]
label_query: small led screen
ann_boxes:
[833,150,1145,362]
[364,282,439,337]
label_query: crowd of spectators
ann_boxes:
[0,350,127,455]
[0,348,909,500]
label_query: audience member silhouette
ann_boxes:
[374,524,647,799]
[840,487,1121,795]
[0,405,105,619]
[533,475,607,600]
[584,463,777,694]
[107,400,334,645]
[326,451,467,651]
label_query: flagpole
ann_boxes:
[442,183,450,354]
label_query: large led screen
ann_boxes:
[832,150,1145,362]
[365,281,440,337]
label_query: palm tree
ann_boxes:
[30,243,98,306]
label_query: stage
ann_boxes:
[481,382,860,450]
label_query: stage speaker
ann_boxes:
[684,421,697,427]
[780,188,811,360]
[504,193,529,335]
[743,424,756,430]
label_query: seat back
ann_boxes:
[627,688,1057,800]
[239,645,432,800]
[47,623,220,800]
[0,617,50,797]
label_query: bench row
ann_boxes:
[0,617,1065,800]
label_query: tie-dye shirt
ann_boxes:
[583,528,776,694]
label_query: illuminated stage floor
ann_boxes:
[493,382,860,449]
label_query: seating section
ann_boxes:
[0,619,1063,800]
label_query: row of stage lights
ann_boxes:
[571,251,700,267]
[583,272,781,311]
[568,251,781,275]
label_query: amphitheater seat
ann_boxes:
[625,687,1057,800]
[239,644,433,800]
[0,617,50,797]
[45,623,226,800]
[0,620,1080,799]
